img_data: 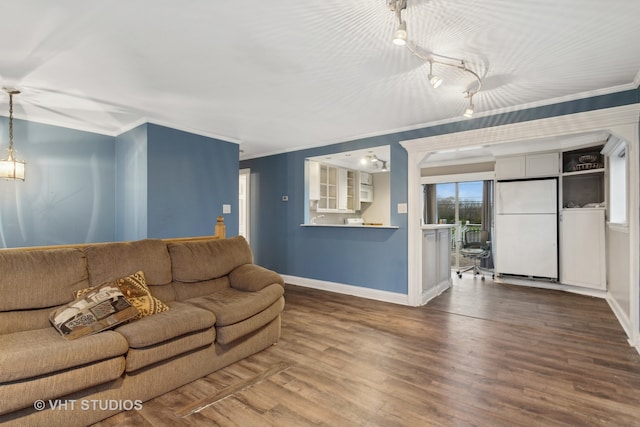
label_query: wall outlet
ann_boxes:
[397,203,408,214]
[282,195,289,202]
[223,204,231,214]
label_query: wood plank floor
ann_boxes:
[95,277,640,426]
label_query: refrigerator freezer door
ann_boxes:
[496,179,557,214]
[495,213,558,278]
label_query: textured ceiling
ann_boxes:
[1,0,639,159]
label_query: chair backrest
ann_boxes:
[463,230,490,249]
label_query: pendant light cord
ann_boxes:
[8,92,14,152]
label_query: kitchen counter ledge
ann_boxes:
[301,224,399,229]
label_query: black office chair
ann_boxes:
[457,230,492,280]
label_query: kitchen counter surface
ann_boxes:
[421,224,456,230]
[301,224,399,229]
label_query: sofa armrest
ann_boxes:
[229,264,284,292]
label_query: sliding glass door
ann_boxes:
[423,180,493,270]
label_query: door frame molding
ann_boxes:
[239,168,251,243]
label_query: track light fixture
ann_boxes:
[463,92,475,118]
[428,61,443,89]
[360,154,388,171]
[387,0,482,117]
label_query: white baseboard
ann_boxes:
[281,275,409,306]
[607,294,632,340]
[421,279,451,305]
[494,276,608,299]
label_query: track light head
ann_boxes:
[464,91,475,117]
[463,104,474,118]
[427,61,443,88]
[393,21,407,46]
[429,74,443,88]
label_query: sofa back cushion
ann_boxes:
[0,248,88,311]
[83,239,172,288]
[0,248,89,334]
[168,236,253,283]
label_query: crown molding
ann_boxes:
[401,103,640,154]
[116,118,242,145]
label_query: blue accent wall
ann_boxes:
[115,123,148,241]
[0,117,115,247]
[242,137,409,293]
[241,88,640,295]
[0,120,239,247]
[146,124,239,238]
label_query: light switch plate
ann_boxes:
[397,203,407,214]
[223,204,231,214]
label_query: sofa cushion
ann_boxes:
[0,248,88,311]
[115,301,215,348]
[124,328,216,372]
[185,283,284,326]
[49,281,139,340]
[173,276,231,301]
[216,297,285,344]
[0,307,61,335]
[0,357,125,416]
[83,239,172,287]
[229,263,285,292]
[0,328,128,382]
[168,236,253,282]
[76,271,169,320]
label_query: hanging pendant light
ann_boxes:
[0,88,25,180]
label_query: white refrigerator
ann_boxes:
[495,178,558,279]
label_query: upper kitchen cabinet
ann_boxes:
[495,152,559,180]
[359,171,373,203]
[561,145,605,209]
[338,168,356,211]
[308,161,358,213]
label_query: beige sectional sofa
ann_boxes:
[0,235,285,426]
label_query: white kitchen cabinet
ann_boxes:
[359,171,373,203]
[422,226,453,295]
[359,173,373,204]
[360,172,373,185]
[337,168,356,211]
[360,184,373,203]
[314,164,356,213]
[495,153,559,179]
[560,208,606,290]
[526,153,560,177]
[308,160,320,201]
[318,164,338,211]
[495,156,526,179]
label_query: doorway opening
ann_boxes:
[239,168,250,242]
[422,178,493,272]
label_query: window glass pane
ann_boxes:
[435,183,455,224]
[458,181,483,227]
